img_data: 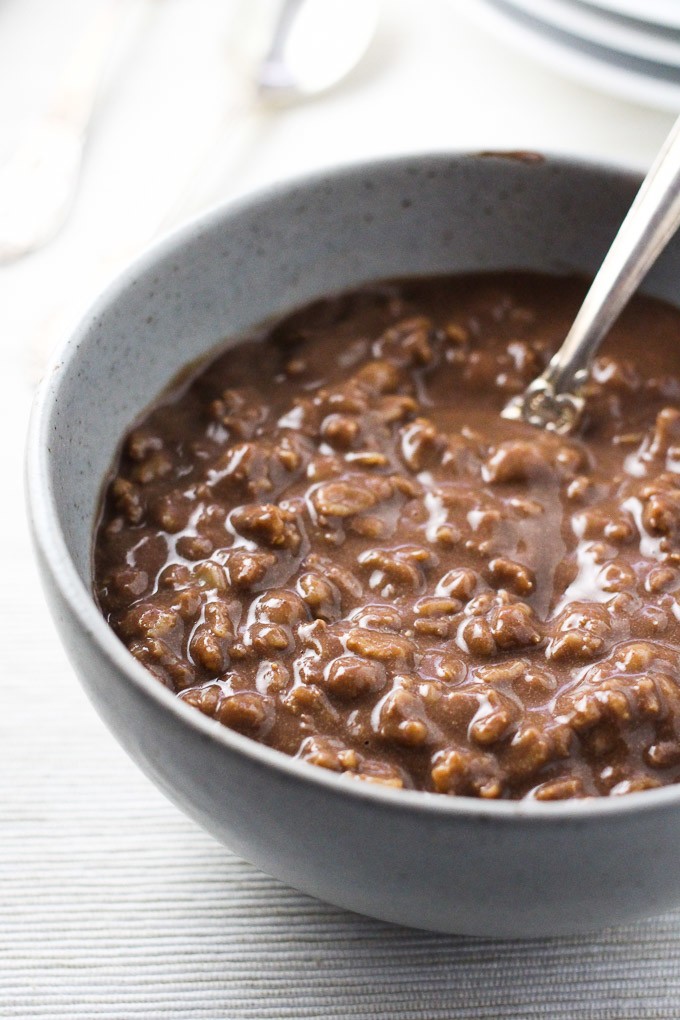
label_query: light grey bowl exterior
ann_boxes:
[27,153,680,937]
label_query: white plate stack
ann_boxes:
[469,0,680,110]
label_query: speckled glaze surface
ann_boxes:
[27,154,680,937]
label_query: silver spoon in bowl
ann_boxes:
[502,114,680,435]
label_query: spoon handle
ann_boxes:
[256,0,306,100]
[503,114,680,432]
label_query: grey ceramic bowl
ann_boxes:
[28,153,680,938]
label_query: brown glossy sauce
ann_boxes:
[94,274,680,800]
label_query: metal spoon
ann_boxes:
[502,113,680,434]
[30,0,380,377]
[255,0,379,104]
[159,0,380,226]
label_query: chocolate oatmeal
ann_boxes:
[94,274,680,800]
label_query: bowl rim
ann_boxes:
[27,147,680,822]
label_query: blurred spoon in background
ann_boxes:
[0,0,152,265]
[255,0,380,104]
[160,0,380,225]
[1,0,378,266]
[28,0,381,375]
